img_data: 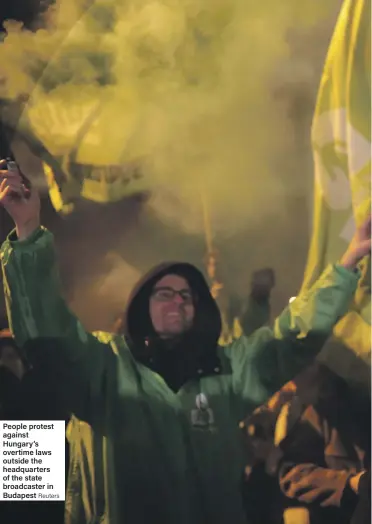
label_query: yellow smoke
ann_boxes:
[0,0,340,237]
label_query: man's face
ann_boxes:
[149,274,195,338]
[0,344,25,380]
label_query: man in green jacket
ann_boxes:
[0,162,370,524]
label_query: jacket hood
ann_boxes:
[119,262,222,387]
[123,262,221,350]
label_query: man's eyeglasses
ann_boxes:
[151,287,194,304]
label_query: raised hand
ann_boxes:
[340,214,371,270]
[0,159,41,240]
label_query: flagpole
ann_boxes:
[200,187,213,256]
[200,187,232,343]
[199,186,223,296]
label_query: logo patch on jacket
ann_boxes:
[191,393,216,432]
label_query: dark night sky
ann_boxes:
[0,0,43,27]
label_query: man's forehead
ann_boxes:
[154,273,190,289]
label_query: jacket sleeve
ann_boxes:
[0,227,116,424]
[230,264,359,403]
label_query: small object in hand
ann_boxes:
[6,160,18,172]
[5,158,31,199]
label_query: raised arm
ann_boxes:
[0,160,115,424]
[230,215,371,404]
[240,268,274,337]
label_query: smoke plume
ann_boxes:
[0,0,342,327]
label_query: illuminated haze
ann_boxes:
[0,0,342,328]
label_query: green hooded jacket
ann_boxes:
[0,227,359,524]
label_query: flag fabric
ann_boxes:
[302,0,371,371]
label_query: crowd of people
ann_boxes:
[242,362,370,524]
[0,161,370,524]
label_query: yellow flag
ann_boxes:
[302,0,371,370]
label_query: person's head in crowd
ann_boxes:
[251,268,275,300]
[113,272,196,339]
[0,329,27,380]
[111,263,222,391]
[119,262,222,343]
[148,273,195,339]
